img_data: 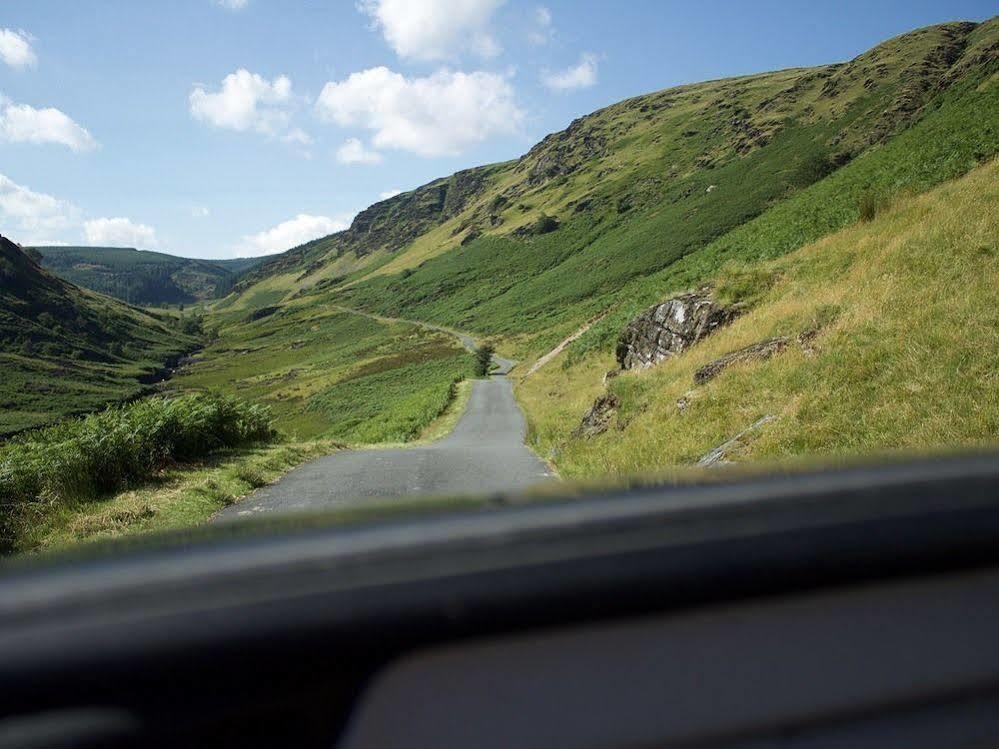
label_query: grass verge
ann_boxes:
[20,440,336,554]
[0,392,274,554]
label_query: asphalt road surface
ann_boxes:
[217,376,554,520]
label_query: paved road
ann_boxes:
[217,376,554,520]
[329,303,516,374]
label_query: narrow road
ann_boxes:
[328,304,516,374]
[217,376,553,520]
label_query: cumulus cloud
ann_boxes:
[527,6,553,46]
[0,96,97,151]
[84,217,159,248]
[359,0,504,61]
[379,188,402,200]
[191,206,211,218]
[315,67,522,157]
[0,28,36,70]
[0,173,79,242]
[542,52,599,92]
[213,0,248,8]
[238,213,352,256]
[336,137,383,165]
[189,69,295,136]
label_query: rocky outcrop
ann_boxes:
[694,337,788,384]
[616,289,739,370]
[572,393,621,438]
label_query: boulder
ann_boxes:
[572,393,621,438]
[616,289,738,370]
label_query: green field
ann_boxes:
[169,300,475,443]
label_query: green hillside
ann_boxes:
[203,16,997,472]
[32,246,264,306]
[517,158,998,479]
[225,19,997,355]
[0,236,197,436]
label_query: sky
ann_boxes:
[0,0,995,259]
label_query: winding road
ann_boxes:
[217,311,551,520]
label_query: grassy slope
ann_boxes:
[0,237,197,436]
[328,20,998,358]
[169,299,474,443]
[185,21,977,354]
[192,18,994,467]
[517,159,998,479]
[32,245,263,305]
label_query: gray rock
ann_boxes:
[616,289,739,370]
[694,337,788,384]
[697,415,775,467]
[573,393,621,438]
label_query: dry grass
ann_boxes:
[518,160,999,480]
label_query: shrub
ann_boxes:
[0,392,273,553]
[858,189,890,222]
[474,344,495,376]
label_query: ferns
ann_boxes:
[0,393,273,552]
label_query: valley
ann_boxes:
[1,16,997,553]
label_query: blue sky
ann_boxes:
[0,0,994,259]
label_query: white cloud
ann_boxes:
[527,6,553,46]
[359,0,504,61]
[84,217,158,248]
[0,96,97,151]
[0,173,78,242]
[315,66,522,157]
[281,127,313,146]
[542,52,599,92]
[379,188,402,200]
[213,0,248,8]
[238,213,352,256]
[0,28,36,70]
[336,137,383,165]
[189,69,294,136]
[191,206,211,218]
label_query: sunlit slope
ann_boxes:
[516,159,999,479]
[169,300,473,442]
[224,18,997,354]
[0,237,196,435]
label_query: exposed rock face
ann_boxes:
[572,393,621,438]
[616,289,739,370]
[694,337,788,384]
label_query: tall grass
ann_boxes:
[0,392,273,552]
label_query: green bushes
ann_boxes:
[0,392,273,553]
[474,344,495,376]
[858,189,891,222]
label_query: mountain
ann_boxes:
[190,17,997,460]
[0,236,197,436]
[32,246,264,306]
[221,18,997,350]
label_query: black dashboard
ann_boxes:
[0,453,997,748]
